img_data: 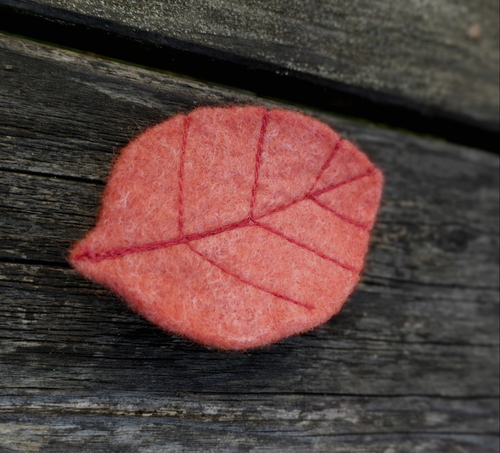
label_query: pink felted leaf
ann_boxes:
[69,106,383,350]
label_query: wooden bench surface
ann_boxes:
[0,2,499,452]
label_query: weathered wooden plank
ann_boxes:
[0,0,498,151]
[1,35,498,286]
[0,394,498,452]
[1,262,498,397]
[2,261,498,349]
[1,422,498,453]
[0,35,498,451]
[3,393,498,435]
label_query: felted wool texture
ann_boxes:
[69,106,383,350]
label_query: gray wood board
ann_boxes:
[0,393,498,452]
[0,0,498,148]
[0,35,499,452]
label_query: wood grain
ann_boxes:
[0,34,498,452]
[0,392,498,452]
[0,0,498,151]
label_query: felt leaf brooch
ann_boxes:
[69,106,383,350]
